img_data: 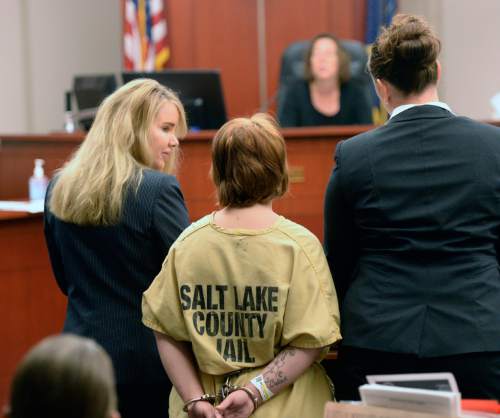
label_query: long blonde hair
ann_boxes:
[49,78,187,225]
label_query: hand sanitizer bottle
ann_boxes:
[64,91,75,133]
[29,159,49,201]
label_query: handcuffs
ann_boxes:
[182,373,259,412]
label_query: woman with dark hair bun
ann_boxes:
[369,14,441,99]
[324,14,500,400]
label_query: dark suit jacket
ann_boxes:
[44,169,189,383]
[324,105,500,357]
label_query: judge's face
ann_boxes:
[310,37,339,81]
[149,100,179,171]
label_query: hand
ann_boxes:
[188,400,223,418]
[215,390,254,418]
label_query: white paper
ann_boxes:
[0,200,44,213]
[366,372,459,393]
[359,383,461,417]
[490,92,500,119]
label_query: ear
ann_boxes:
[436,60,442,81]
[374,78,390,105]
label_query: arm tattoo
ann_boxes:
[262,347,297,390]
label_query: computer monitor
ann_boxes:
[73,74,117,131]
[122,69,227,130]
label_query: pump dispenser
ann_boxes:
[29,159,49,201]
[64,90,75,133]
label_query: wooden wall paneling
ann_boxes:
[265,0,366,114]
[352,0,367,41]
[166,0,365,120]
[192,0,260,118]
[265,0,332,114]
[328,0,366,41]
[274,137,340,242]
[0,215,66,407]
[165,0,196,67]
[0,135,80,200]
[177,132,218,220]
[167,0,260,120]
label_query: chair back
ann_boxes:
[277,39,374,115]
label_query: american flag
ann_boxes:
[123,0,170,71]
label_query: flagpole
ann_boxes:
[256,0,268,111]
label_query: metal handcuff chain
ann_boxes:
[183,372,258,412]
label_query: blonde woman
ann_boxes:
[5,334,119,418]
[142,114,340,418]
[44,79,190,418]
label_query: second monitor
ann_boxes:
[122,69,227,130]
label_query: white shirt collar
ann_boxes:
[389,101,454,119]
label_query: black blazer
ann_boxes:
[324,105,500,357]
[278,79,373,127]
[44,169,189,383]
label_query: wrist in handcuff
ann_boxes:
[182,380,266,413]
[233,385,260,412]
[182,393,216,412]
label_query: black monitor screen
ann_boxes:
[122,70,227,130]
[73,74,117,131]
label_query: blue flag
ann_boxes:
[365,0,398,44]
[365,0,398,124]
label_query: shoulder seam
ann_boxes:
[176,216,211,243]
[275,224,320,275]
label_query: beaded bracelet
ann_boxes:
[182,393,216,412]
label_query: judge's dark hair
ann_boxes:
[304,33,351,84]
[368,14,441,95]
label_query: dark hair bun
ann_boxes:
[393,15,440,68]
[369,14,441,94]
